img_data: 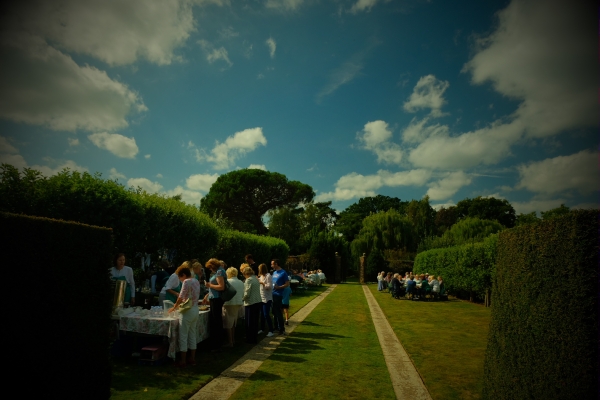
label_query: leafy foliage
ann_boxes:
[406,195,436,243]
[335,195,408,243]
[215,229,289,269]
[435,205,459,234]
[418,217,504,252]
[414,234,498,301]
[366,250,387,277]
[307,231,350,282]
[455,196,516,228]
[515,211,540,226]
[540,203,570,220]
[482,210,598,399]
[200,169,314,234]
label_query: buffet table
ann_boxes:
[118,310,210,359]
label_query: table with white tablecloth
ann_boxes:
[118,310,210,359]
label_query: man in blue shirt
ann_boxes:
[271,259,290,335]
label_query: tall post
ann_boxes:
[359,253,366,284]
[335,252,341,283]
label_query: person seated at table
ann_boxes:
[420,274,431,300]
[223,267,244,347]
[317,269,326,283]
[429,275,440,300]
[168,264,200,368]
[390,273,404,299]
[405,275,415,299]
[159,261,188,306]
[111,253,135,306]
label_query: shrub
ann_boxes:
[3,212,113,399]
[482,210,598,399]
[215,229,289,269]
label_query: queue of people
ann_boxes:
[377,271,447,301]
[111,253,293,367]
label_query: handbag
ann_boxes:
[220,280,237,302]
[178,298,192,313]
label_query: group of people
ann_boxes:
[290,269,326,286]
[377,271,446,301]
[110,253,293,368]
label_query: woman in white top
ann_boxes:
[222,267,245,347]
[111,253,135,305]
[258,263,274,337]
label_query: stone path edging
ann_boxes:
[362,285,433,400]
[189,285,337,400]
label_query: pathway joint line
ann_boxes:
[362,285,433,400]
[189,285,337,400]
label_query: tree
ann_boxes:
[418,217,504,252]
[366,250,387,278]
[515,211,540,226]
[406,196,436,244]
[435,205,459,234]
[200,169,314,234]
[336,195,408,242]
[541,204,570,220]
[298,201,338,234]
[455,196,516,228]
[267,206,302,254]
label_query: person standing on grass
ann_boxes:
[258,263,275,337]
[223,267,244,347]
[282,283,292,325]
[202,258,227,352]
[271,259,290,335]
[242,265,262,344]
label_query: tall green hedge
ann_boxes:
[215,229,289,270]
[413,234,498,301]
[482,210,598,399]
[3,212,113,399]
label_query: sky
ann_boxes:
[0,0,597,217]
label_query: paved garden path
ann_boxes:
[189,284,432,400]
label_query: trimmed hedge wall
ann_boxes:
[482,210,598,399]
[215,229,289,270]
[413,234,498,301]
[3,212,113,399]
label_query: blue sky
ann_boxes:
[0,0,597,216]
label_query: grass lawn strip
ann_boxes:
[228,282,396,400]
[368,284,491,400]
[189,285,337,400]
[110,285,329,400]
[362,285,432,400]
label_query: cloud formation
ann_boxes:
[357,120,403,165]
[199,127,267,170]
[317,52,366,102]
[426,171,472,201]
[127,177,163,193]
[403,75,449,117]
[516,149,597,195]
[265,0,304,12]
[198,40,233,68]
[349,0,380,14]
[248,164,267,171]
[88,132,139,159]
[186,173,219,191]
[266,37,276,58]
[109,167,127,180]
[315,169,431,201]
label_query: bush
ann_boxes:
[215,229,289,270]
[307,231,350,282]
[482,210,598,399]
[3,212,113,399]
[414,234,498,301]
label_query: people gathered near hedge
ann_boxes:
[380,272,447,301]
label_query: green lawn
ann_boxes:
[229,282,396,400]
[368,283,491,400]
[110,285,329,400]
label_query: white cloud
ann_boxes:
[164,185,203,205]
[0,136,17,153]
[349,0,380,14]
[198,40,233,68]
[315,169,431,202]
[401,117,449,144]
[0,153,28,170]
[31,159,88,176]
[68,138,80,147]
[265,0,304,12]
[248,164,267,171]
[516,149,598,195]
[407,119,522,170]
[266,37,276,58]
[426,171,472,201]
[403,75,450,117]
[127,177,163,193]
[203,127,267,170]
[6,0,226,67]
[511,198,566,214]
[356,120,403,165]
[186,173,219,191]
[0,35,147,133]
[144,154,151,159]
[219,27,239,40]
[463,0,595,138]
[109,168,126,180]
[156,173,163,178]
[317,55,364,102]
[431,201,456,211]
[88,132,139,159]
